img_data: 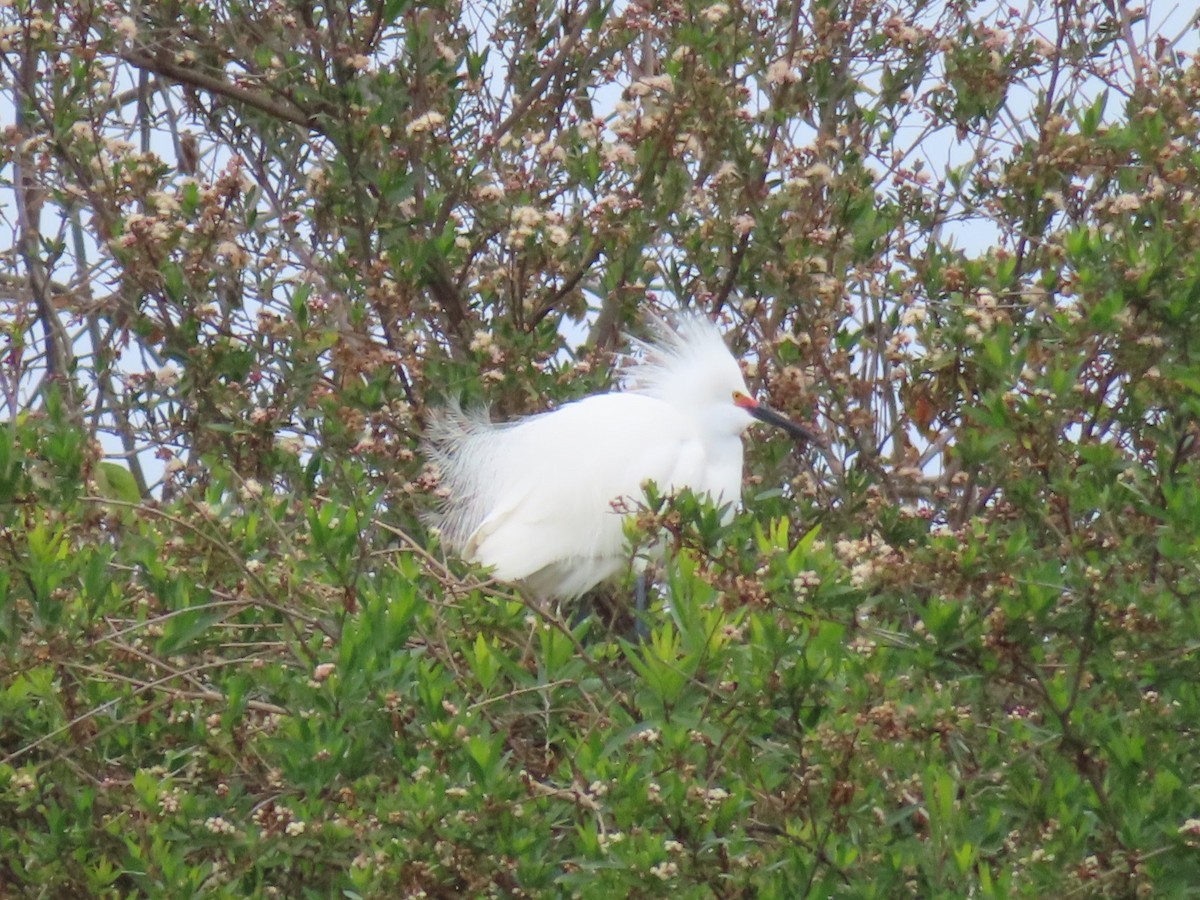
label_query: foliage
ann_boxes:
[2,0,1200,896]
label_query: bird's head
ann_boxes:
[731,390,817,442]
[624,314,816,442]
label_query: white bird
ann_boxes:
[424,314,815,599]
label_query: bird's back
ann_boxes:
[428,391,738,598]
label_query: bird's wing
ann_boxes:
[463,393,707,592]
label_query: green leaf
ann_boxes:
[95,462,142,504]
[157,604,222,656]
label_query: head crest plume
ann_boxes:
[619,312,738,398]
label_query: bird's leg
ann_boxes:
[633,571,650,641]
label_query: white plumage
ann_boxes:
[424,314,813,599]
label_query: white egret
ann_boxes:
[424,314,816,599]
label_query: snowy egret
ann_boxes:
[424,314,816,599]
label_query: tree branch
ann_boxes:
[120,48,322,132]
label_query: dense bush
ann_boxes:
[2,0,1199,896]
